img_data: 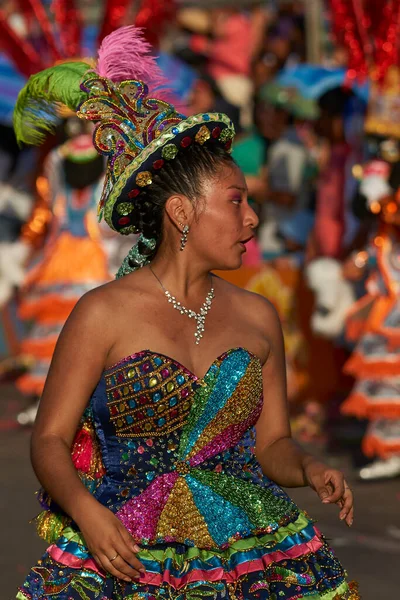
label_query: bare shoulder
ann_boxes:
[66,270,148,339]
[215,275,281,336]
[75,270,146,313]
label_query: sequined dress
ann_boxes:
[17,347,357,600]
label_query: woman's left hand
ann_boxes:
[303,459,354,527]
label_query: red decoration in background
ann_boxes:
[0,11,45,76]
[329,0,400,82]
[15,0,62,62]
[98,0,176,49]
[135,0,176,47]
[352,0,373,70]
[373,0,400,82]
[329,0,368,79]
[97,0,132,46]
[52,0,82,58]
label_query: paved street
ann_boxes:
[1,386,399,599]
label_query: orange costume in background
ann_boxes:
[342,223,400,459]
[16,137,110,397]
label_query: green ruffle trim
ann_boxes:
[314,581,357,599]
[19,513,360,600]
[140,512,313,563]
[55,512,314,563]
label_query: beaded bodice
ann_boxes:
[89,347,298,549]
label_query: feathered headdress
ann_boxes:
[14,26,235,235]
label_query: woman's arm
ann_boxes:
[254,298,354,526]
[253,301,310,487]
[31,288,145,581]
[31,293,108,516]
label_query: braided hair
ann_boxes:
[116,143,235,278]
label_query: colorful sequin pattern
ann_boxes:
[105,353,196,438]
[17,348,359,600]
[106,348,301,549]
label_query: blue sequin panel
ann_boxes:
[186,474,254,545]
[181,350,251,456]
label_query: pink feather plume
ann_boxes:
[96,25,175,103]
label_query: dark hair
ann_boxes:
[117,143,235,277]
[318,87,353,116]
[64,155,104,189]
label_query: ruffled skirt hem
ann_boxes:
[16,522,359,599]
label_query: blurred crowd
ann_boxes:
[1,0,400,483]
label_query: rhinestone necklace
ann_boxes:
[149,266,215,344]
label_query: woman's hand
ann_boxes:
[75,501,146,583]
[303,458,354,527]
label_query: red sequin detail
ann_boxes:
[212,127,221,138]
[180,136,192,148]
[113,390,120,399]
[153,159,164,170]
[225,140,233,151]
[128,188,140,198]
[118,216,130,226]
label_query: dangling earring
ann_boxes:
[180,225,189,251]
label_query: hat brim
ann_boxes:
[103,112,234,234]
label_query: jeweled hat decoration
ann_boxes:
[14,26,235,236]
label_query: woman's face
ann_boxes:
[255,104,289,141]
[191,163,259,270]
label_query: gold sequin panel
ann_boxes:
[105,354,196,438]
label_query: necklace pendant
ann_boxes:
[150,266,214,345]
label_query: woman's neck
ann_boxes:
[146,255,213,301]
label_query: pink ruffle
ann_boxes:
[46,529,324,591]
[48,545,103,575]
[139,534,324,589]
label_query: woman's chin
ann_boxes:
[213,255,244,272]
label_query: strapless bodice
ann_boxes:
[77,346,299,549]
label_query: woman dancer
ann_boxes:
[342,154,400,480]
[15,27,357,600]
[15,118,109,425]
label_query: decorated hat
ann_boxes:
[13,27,235,236]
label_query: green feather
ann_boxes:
[13,61,91,146]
